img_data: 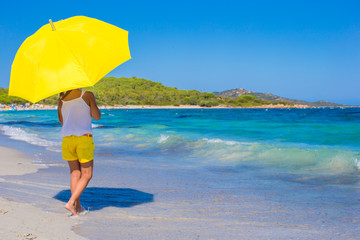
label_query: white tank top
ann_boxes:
[60,91,92,137]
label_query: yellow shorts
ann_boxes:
[62,135,95,163]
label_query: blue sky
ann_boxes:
[1,0,359,105]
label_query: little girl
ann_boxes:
[57,89,101,216]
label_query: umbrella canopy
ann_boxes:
[9,16,131,103]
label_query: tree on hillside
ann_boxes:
[0,77,289,107]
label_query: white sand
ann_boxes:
[0,146,46,176]
[0,146,84,240]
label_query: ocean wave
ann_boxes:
[254,146,359,174]
[0,125,60,151]
[101,112,115,116]
[155,134,193,153]
[149,133,360,175]
[92,123,105,128]
[150,134,358,174]
[0,120,59,128]
[354,157,360,170]
[188,138,360,175]
[202,138,238,145]
[158,134,169,143]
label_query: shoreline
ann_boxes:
[0,103,356,111]
[0,146,84,240]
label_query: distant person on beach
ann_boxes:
[57,89,101,216]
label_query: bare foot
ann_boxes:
[65,202,78,216]
[75,199,81,213]
[78,206,89,215]
[76,205,84,214]
[76,204,82,214]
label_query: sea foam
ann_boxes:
[0,125,60,152]
[203,138,238,145]
[92,123,105,128]
[158,134,169,143]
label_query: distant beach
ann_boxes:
[100,103,314,109]
[0,103,324,112]
[0,104,57,111]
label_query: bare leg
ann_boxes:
[67,160,82,213]
[65,160,93,216]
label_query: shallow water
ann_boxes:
[1,108,360,176]
[0,108,359,239]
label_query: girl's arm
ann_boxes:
[57,99,63,125]
[85,91,101,120]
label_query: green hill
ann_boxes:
[214,88,345,107]
[1,77,289,107]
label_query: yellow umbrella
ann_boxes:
[9,16,131,103]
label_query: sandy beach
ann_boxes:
[0,103,314,112]
[0,146,84,240]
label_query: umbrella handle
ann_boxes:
[49,19,56,31]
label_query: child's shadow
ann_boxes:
[54,187,154,211]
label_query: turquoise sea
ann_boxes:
[0,108,359,239]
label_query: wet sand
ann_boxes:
[0,146,84,240]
